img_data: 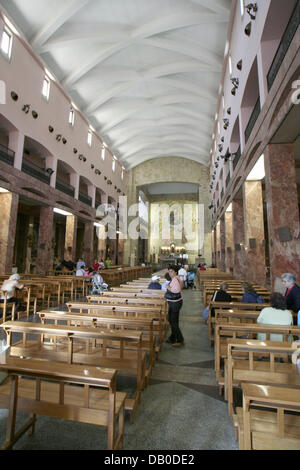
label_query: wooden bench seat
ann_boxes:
[87,294,167,317]
[207,301,270,345]
[224,339,300,416]
[234,406,300,449]
[0,357,125,450]
[1,321,145,423]
[111,287,165,297]
[38,310,155,382]
[240,383,300,450]
[66,301,166,351]
[214,322,300,383]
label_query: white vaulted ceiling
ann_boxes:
[0,0,231,169]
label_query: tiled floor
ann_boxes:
[0,284,238,450]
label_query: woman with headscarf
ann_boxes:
[0,274,24,310]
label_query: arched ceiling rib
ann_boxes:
[0,0,231,169]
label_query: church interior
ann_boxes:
[0,0,299,452]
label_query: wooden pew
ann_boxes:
[0,357,125,450]
[66,301,166,351]
[214,322,300,386]
[224,339,300,417]
[1,321,145,423]
[240,383,300,450]
[203,286,270,307]
[0,291,16,324]
[87,294,168,319]
[207,301,270,345]
[38,310,155,382]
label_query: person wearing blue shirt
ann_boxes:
[148,275,162,290]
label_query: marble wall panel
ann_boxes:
[64,215,78,262]
[225,211,233,273]
[36,206,54,276]
[264,143,300,288]
[244,181,266,285]
[0,192,19,274]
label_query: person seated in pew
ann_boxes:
[241,282,264,303]
[148,275,162,290]
[76,266,86,277]
[281,273,300,324]
[90,271,108,294]
[76,258,85,270]
[256,292,293,342]
[211,282,232,317]
[0,274,24,312]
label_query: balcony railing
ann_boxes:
[245,97,261,144]
[0,143,15,166]
[267,1,300,91]
[21,158,50,184]
[79,192,92,207]
[233,146,241,171]
[56,178,75,198]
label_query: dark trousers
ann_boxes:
[168,300,184,343]
[0,297,19,307]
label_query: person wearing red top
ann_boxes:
[165,265,184,347]
[92,260,100,271]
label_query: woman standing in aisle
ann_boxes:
[165,265,184,347]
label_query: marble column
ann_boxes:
[220,216,226,272]
[96,225,106,262]
[36,206,54,275]
[211,229,216,266]
[264,143,300,288]
[25,215,35,273]
[0,192,19,274]
[82,220,94,267]
[232,198,247,280]
[64,215,77,261]
[216,222,221,270]
[244,180,266,285]
[225,211,233,274]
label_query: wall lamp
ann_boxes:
[46,168,55,176]
[208,204,213,210]
[244,22,252,36]
[237,59,243,71]
[11,91,18,101]
[32,110,38,119]
[245,3,258,20]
